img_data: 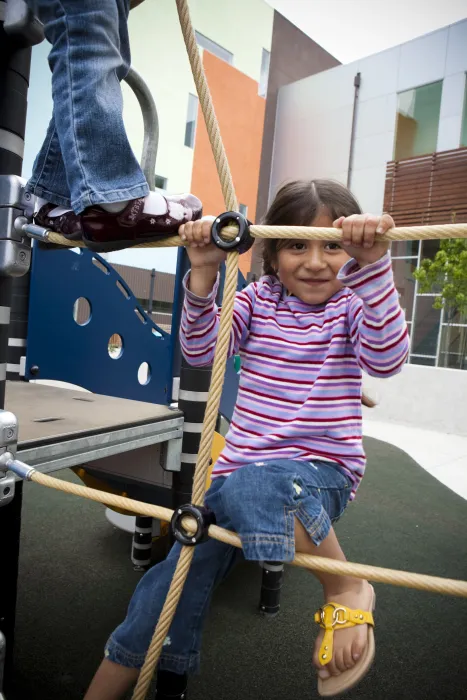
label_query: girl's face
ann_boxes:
[275,212,351,305]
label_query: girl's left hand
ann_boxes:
[334,213,394,267]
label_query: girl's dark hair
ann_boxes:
[262,179,362,276]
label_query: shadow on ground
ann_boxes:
[9,437,467,700]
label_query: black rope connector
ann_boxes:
[170,504,216,546]
[211,211,253,254]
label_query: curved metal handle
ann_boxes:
[124,67,159,192]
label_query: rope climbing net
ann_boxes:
[13,1,467,699]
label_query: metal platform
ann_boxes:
[5,381,183,476]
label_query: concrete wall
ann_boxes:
[190,51,266,278]
[362,364,467,436]
[270,19,467,215]
[255,11,340,223]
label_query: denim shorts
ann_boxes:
[105,459,352,673]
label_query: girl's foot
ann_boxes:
[156,670,188,699]
[313,579,374,680]
[33,192,203,252]
[81,192,202,252]
[34,203,83,240]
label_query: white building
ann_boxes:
[270,19,467,370]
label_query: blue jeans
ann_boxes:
[25,0,149,213]
[106,459,353,674]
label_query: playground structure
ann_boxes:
[1,2,467,700]
[0,3,245,696]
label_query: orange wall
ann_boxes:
[191,51,266,277]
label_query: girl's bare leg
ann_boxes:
[294,520,373,680]
[84,658,139,700]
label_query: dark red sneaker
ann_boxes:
[34,203,83,240]
[81,194,203,252]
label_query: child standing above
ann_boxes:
[85,179,409,700]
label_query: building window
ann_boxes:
[439,307,467,370]
[394,81,443,161]
[184,93,198,148]
[461,75,467,148]
[411,295,441,358]
[154,175,167,191]
[258,48,270,98]
[392,239,445,368]
[239,203,248,217]
[195,31,233,65]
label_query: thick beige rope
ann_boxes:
[131,257,239,700]
[132,2,241,697]
[249,223,467,241]
[28,471,467,598]
[175,0,238,213]
[43,223,467,249]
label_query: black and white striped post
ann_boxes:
[173,357,212,509]
[0,2,41,689]
[170,248,213,511]
[131,515,153,569]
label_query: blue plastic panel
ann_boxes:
[26,246,173,405]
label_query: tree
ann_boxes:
[413,238,467,313]
[413,238,467,368]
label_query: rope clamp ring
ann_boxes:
[211,211,254,254]
[170,504,217,546]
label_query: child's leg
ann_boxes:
[85,533,239,700]
[84,658,138,700]
[294,520,373,681]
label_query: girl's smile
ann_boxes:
[276,212,351,304]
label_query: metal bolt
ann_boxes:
[6,428,14,440]
[18,251,27,262]
[30,365,40,376]
[25,193,31,200]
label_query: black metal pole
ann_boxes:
[0,6,34,690]
[346,72,361,190]
[259,561,284,617]
[147,267,156,314]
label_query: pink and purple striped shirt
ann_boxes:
[181,253,409,498]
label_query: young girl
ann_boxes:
[85,179,409,699]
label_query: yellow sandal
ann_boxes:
[314,586,376,697]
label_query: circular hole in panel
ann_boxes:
[73,298,92,325]
[108,334,124,359]
[138,362,151,385]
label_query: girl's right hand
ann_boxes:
[179,217,227,269]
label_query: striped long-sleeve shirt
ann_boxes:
[180,253,409,497]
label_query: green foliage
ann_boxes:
[413,239,467,314]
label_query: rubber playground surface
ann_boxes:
[9,437,467,700]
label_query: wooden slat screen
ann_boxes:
[383,147,467,226]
